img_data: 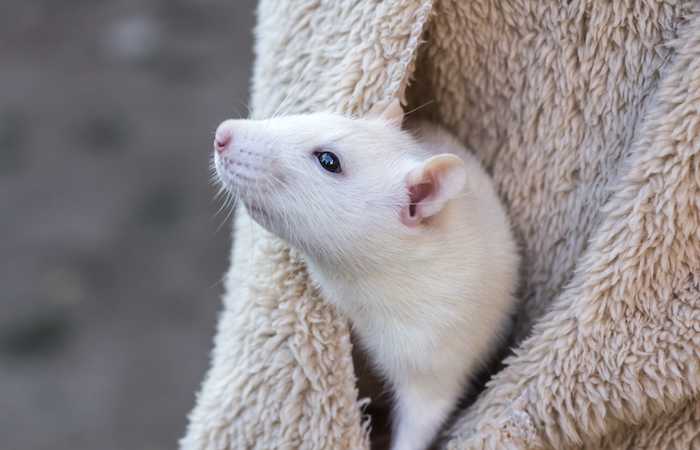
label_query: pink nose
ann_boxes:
[214,130,232,153]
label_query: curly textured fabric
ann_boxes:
[182,0,700,449]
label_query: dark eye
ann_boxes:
[315,151,341,173]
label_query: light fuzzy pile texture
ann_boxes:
[182,0,700,449]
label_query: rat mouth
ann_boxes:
[244,202,263,216]
[243,202,276,231]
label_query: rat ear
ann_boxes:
[368,98,403,129]
[402,154,467,228]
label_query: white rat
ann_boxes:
[213,99,519,450]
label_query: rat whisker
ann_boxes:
[214,193,237,234]
[402,100,435,119]
[282,78,314,117]
[270,51,316,120]
[235,98,253,119]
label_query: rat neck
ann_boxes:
[303,228,465,325]
[301,199,479,328]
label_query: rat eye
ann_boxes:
[315,151,341,173]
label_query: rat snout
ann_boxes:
[214,123,234,154]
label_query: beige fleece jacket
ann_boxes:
[182,0,700,448]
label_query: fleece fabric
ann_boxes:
[181,0,700,448]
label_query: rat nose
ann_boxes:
[214,129,232,153]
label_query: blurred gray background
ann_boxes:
[0,0,257,448]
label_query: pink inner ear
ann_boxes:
[408,182,433,217]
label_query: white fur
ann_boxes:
[213,101,518,450]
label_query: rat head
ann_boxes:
[213,99,467,270]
